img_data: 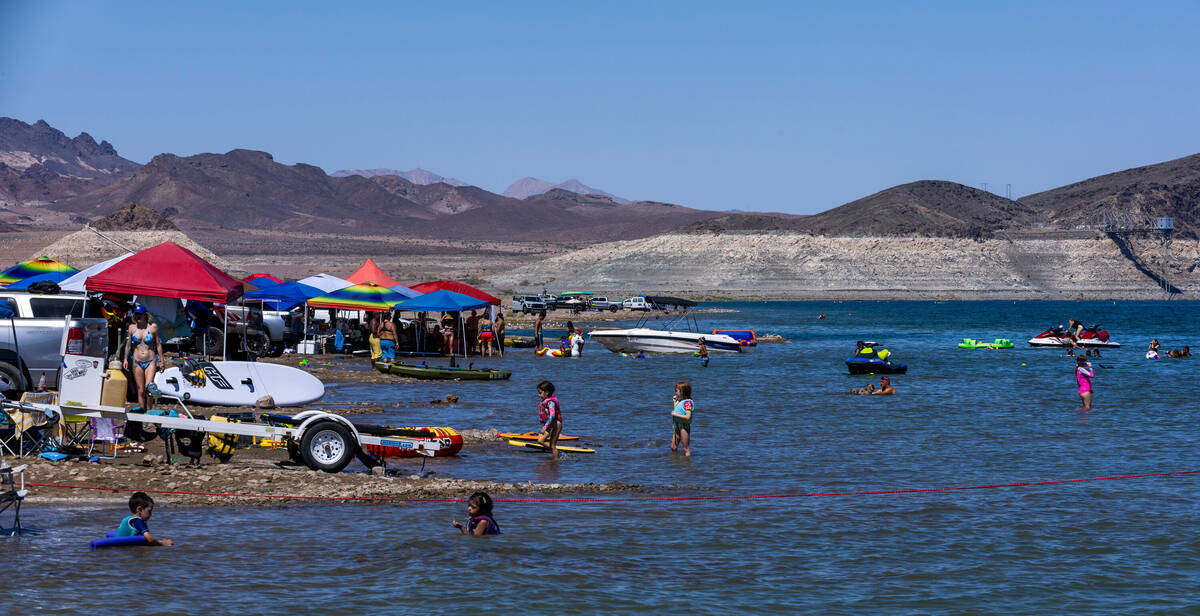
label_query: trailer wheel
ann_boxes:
[299,420,354,473]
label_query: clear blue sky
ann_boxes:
[3,1,1198,213]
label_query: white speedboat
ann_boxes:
[586,296,751,354]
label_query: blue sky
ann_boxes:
[2,1,1198,213]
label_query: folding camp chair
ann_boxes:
[89,417,127,459]
[0,403,59,457]
[1,461,27,536]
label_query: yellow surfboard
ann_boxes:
[499,431,580,441]
[507,439,595,454]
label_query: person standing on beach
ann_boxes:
[671,381,694,456]
[377,312,397,362]
[1076,355,1094,410]
[494,312,505,357]
[534,310,546,349]
[441,312,456,356]
[367,313,382,366]
[478,312,495,357]
[465,310,479,356]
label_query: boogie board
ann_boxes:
[507,439,595,454]
[498,431,580,441]
[153,360,324,407]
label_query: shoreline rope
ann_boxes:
[26,469,1200,504]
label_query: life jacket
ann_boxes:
[538,396,561,424]
[468,515,501,535]
[858,346,877,359]
[116,515,141,537]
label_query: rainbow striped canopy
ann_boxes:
[307,282,415,311]
[0,257,78,287]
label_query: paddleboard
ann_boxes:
[153,360,324,407]
[498,431,580,441]
[507,439,595,454]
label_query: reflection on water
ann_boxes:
[7,301,1200,614]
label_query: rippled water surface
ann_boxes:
[7,301,1200,614]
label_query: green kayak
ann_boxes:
[374,361,511,380]
[958,338,1014,349]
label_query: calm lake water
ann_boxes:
[7,301,1200,614]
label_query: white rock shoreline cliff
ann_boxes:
[488,232,1200,300]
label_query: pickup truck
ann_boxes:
[589,296,622,312]
[511,295,548,314]
[0,291,109,393]
[621,296,652,311]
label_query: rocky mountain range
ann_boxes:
[503,177,630,204]
[331,167,466,186]
[0,118,140,203]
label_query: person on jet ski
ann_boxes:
[854,341,877,359]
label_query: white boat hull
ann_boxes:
[588,328,747,354]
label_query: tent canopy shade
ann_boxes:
[84,241,243,303]
[6,271,73,289]
[347,258,402,288]
[57,252,135,292]
[296,273,354,294]
[243,281,324,310]
[408,281,500,305]
[393,289,491,313]
[243,273,282,286]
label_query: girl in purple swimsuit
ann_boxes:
[451,491,501,536]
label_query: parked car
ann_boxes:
[512,295,548,314]
[0,290,109,393]
[589,296,622,312]
[622,296,652,311]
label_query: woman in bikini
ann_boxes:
[123,305,163,411]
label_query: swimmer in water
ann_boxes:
[1076,355,1093,410]
[871,376,896,395]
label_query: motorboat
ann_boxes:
[1028,324,1120,348]
[587,296,750,354]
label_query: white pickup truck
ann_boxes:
[0,291,109,393]
[621,296,652,311]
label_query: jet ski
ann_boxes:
[1028,324,1120,348]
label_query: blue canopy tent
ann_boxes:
[243,281,324,311]
[6,272,72,289]
[393,289,491,357]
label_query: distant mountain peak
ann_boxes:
[331,167,466,186]
[502,177,630,204]
[0,116,140,203]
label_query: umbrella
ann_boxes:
[308,283,413,311]
[6,272,73,289]
[0,257,78,287]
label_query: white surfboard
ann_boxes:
[153,361,324,407]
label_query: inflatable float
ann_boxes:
[958,338,1014,349]
[90,530,148,549]
[373,361,511,380]
[535,346,569,357]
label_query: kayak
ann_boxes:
[504,336,536,348]
[958,338,1014,349]
[499,431,580,441]
[845,357,907,375]
[374,361,511,381]
[507,439,595,454]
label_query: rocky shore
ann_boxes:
[488,232,1200,299]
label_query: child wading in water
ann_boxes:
[1076,355,1094,410]
[536,381,563,459]
[696,338,709,367]
[117,492,172,546]
[451,491,502,536]
[671,381,694,456]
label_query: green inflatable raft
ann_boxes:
[958,338,1014,349]
[374,361,511,380]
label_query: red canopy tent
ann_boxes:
[347,258,402,288]
[409,280,501,305]
[242,273,282,284]
[85,241,243,303]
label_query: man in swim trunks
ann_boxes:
[872,376,896,395]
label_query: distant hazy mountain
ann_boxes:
[0,117,140,203]
[331,167,466,186]
[503,177,630,204]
